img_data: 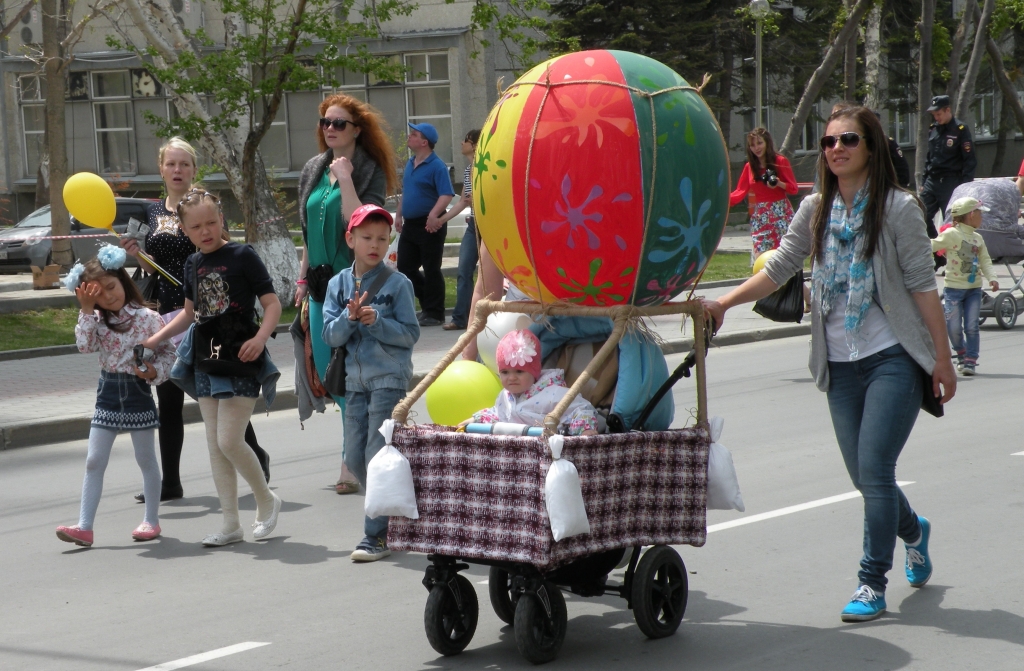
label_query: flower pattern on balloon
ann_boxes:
[640,274,685,306]
[647,177,713,274]
[534,83,636,148]
[539,174,606,250]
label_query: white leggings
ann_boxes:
[198,396,275,534]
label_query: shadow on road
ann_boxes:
[890,584,1024,649]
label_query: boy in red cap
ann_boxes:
[462,329,598,435]
[323,204,420,561]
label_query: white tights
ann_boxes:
[198,396,274,534]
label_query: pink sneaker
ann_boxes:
[56,525,94,547]
[131,523,161,541]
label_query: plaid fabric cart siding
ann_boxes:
[388,424,710,571]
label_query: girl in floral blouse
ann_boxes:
[55,247,176,548]
[463,329,598,435]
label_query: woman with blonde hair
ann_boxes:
[295,94,397,494]
[121,137,269,503]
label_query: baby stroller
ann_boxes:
[943,178,1024,329]
[387,299,712,664]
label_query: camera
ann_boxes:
[133,344,152,372]
[759,168,779,187]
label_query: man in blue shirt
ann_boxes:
[395,123,455,327]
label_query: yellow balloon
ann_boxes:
[752,249,776,275]
[63,172,116,230]
[426,360,503,427]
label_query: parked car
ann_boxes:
[0,198,153,273]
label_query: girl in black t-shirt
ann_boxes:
[144,188,283,547]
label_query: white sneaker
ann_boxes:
[252,491,282,540]
[202,527,244,547]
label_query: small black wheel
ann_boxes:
[514,581,567,665]
[488,566,517,625]
[631,545,688,639]
[995,293,1018,329]
[424,573,479,656]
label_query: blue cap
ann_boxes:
[408,122,439,144]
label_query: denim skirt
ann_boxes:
[92,371,159,431]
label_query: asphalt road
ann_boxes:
[2,327,1023,670]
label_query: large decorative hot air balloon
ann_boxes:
[473,50,730,307]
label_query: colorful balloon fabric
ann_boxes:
[63,172,116,231]
[473,50,730,306]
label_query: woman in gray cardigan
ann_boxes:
[704,106,956,624]
[295,94,397,494]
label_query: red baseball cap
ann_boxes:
[347,204,394,232]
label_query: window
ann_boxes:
[889,105,915,145]
[404,52,453,163]
[797,105,820,153]
[257,102,290,173]
[972,92,996,138]
[91,71,136,174]
[19,75,45,175]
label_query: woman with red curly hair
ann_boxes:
[296,93,398,494]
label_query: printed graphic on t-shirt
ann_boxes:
[955,240,980,280]
[153,213,179,236]
[197,271,230,317]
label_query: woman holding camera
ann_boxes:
[730,127,799,259]
[296,94,397,494]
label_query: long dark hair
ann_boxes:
[79,258,152,333]
[810,106,909,262]
[745,127,777,174]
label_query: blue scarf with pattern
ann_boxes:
[812,187,873,358]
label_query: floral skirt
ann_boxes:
[749,199,795,261]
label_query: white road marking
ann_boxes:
[135,642,270,671]
[707,481,915,533]
[609,622,634,629]
[1012,451,1024,456]
[477,579,489,585]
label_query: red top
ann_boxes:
[729,154,799,207]
[1018,156,1024,176]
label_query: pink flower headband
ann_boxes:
[495,329,541,380]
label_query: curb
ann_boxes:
[0,321,809,451]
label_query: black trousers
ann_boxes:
[397,216,448,321]
[920,175,963,238]
[155,380,266,492]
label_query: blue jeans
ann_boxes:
[943,287,981,364]
[451,216,478,328]
[344,386,406,540]
[827,344,925,592]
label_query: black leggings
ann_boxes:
[155,381,266,492]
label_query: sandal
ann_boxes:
[335,479,360,495]
[442,322,465,331]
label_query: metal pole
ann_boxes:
[755,18,763,129]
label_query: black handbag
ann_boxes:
[919,365,944,418]
[323,266,394,397]
[191,256,263,378]
[132,266,160,305]
[753,270,805,323]
[305,264,334,303]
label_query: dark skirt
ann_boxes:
[194,369,261,399]
[93,371,159,431]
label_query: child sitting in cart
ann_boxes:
[461,329,599,435]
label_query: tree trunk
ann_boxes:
[955,0,996,123]
[914,0,935,188]
[42,0,72,269]
[844,0,858,100]
[863,3,881,109]
[946,0,977,99]
[985,35,1024,136]
[779,0,874,157]
[718,38,734,148]
[34,154,49,209]
[241,142,297,301]
[990,92,1013,174]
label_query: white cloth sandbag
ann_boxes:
[544,435,590,541]
[364,419,419,519]
[706,416,745,512]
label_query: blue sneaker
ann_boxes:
[905,516,933,587]
[351,536,391,562]
[841,585,887,622]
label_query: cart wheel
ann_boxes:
[631,545,688,639]
[424,574,479,656]
[514,581,567,664]
[995,293,1018,329]
[488,566,517,625]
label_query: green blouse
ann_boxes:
[305,169,351,274]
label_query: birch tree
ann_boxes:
[914,0,935,187]
[955,0,996,121]
[862,1,881,109]
[100,0,412,302]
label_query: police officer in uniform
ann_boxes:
[921,94,976,238]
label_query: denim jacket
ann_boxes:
[170,323,281,412]
[322,262,420,393]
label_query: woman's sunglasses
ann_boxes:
[319,117,356,131]
[819,132,864,151]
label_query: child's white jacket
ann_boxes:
[473,369,598,435]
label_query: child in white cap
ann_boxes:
[932,196,999,375]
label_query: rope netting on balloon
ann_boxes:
[493,67,719,337]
